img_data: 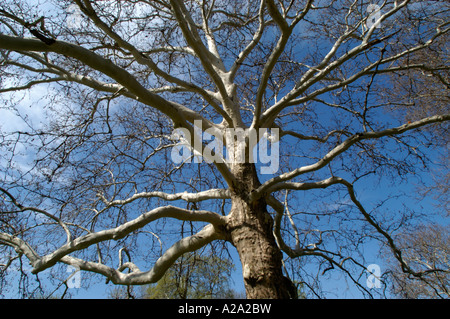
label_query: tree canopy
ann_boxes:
[0,0,448,298]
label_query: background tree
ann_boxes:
[0,0,449,298]
[383,224,449,299]
[107,243,236,299]
[145,250,235,299]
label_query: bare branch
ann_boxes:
[70,0,231,124]
[99,188,230,208]
[0,223,221,286]
[0,34,188,125]
[252,0,314,129]
[58,223,221,285]
[0,186,72,243]
[279,126,349,143]
[0,233,40,266]
[270,175,448,281]
[30,205,225,274]
[256,114,450,198]
[229,0,267,81]
[337,178,448,279]
[168,0,228,95]
[259,1,441,127]
[0,77,64,93]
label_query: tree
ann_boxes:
[0,0,449,299]
[145,250,235,299]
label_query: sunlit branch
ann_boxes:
[0,33,236,185]
[169,0,229,96]
[99,188,231,207]
[27,205,225,274]
[228,0,267,81]
[0,222,222,286]
[256,114,450,198]
[58,223,222,285]
[0,34,188,124]
[71,0,232,125]
[260,1,428,127]
[252,0,313,129]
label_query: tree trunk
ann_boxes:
[227,163,297,299]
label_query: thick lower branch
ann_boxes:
[1,217,224,286]
[28,205,225,274]
[59,224,222,285]
[0,34,189,127]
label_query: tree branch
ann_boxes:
[168,0,229,97]
[229,0,267,81]
[71,0,232,125]
[28,205,225,274]
[0,233,40,266]
[0,222,222,286]
[259,1,435,127]
[268,175,448,281]
[0,186,72,243]
[256,114,450,198]
[99,188,230,208]
[336,178,447,279]
[58,223,222,285]
[0,34,236,185]
[252,0,313,129]
[0,34,188,126]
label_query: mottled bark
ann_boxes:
[227,163,296,299]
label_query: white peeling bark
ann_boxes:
[8,206,226,274]
[58,224,222,285]
[100,189,231,207]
